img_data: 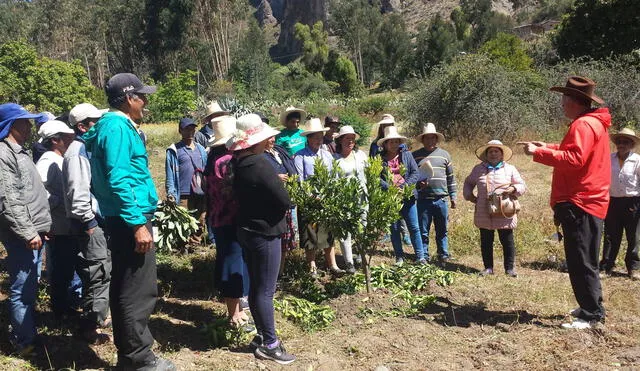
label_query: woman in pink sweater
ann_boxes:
[463,140,526,277]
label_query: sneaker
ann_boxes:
[599,269,613,279]
[249,334,264,350]
[127,357,177,371]
[395,257,404,266]
[417,258,428,265]
[353,255,363,267]
[330,266,345,276]
[569,307,581,317]
[479,268,494,276]
[403,236,412,246]
[629,270,640,281]
[255,342,296,365]
[505,269,518,278]
[345,263,356,275]
[561,318,593,330]
[240,296,250,311]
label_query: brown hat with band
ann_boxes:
[549,76,604,105]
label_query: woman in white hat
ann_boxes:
[377,126,425,265]
[226,114,295,364]
[294,118,345,276]
[600,128,640,280]
[195,101,230,148]
[275,106,307,156]
[333,126,368,274]
[369,113,396,157]
[463,140,526,277]
[202,116,252,331]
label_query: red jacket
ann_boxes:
[533,108,611,219]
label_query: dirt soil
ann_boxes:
[1,244,639,371]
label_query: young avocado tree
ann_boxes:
[287,157,413,293]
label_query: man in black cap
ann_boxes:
[83,73,176,370]
[165,117,207,242]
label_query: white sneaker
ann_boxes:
[561,318,592,329]
[569,307,581,317]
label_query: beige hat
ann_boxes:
[300,118,329,137]
[610,128,640,146]
[377,114,395,126]
[202,101,230,122]
[416,122,445,143]
[226,114,280,151]
[377,126,407,147]
[38,120,75,140]
[475,140,513,162]
[279,106,307,126]
[334,125,360,141]
[208,115,237,147]
[68,103,107,126]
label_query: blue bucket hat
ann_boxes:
[0,103,46,140]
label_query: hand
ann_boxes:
[133,224,153,254]
[505,186,516,195]
[86,227,96,236]
[278,174,289,182]
[167,194,176,204]
[450,199,457,209]
[417,180,428,190]
[27,235,43,250]
[517,141,545,156]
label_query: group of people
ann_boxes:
[0,71,636,369]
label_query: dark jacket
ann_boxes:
[233,153,291,236]
[379,147,419,198]
[264,144,297,176]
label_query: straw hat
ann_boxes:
[226,114,280,151]
[610,127,640,147]
[377,114,395,126]
[475,140,513,162]
[415,122,445,143]
[202,101,230,122]
[377,126,407,147]
[300,118,329,137]
[334,125,360,141]
[279,106,307,125]
[549,76,604,105]
[208,115,237,147]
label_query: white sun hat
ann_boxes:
[226,113,280,151]
[208,115,237,147]
[300,118,330,137]
[334,125,360,140]
[376,126,407,147]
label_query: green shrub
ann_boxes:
[333,107,372,147]
[355,95,391,115]
[146,70,197,122]
[480,32,533,71]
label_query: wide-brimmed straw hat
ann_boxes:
[549,76,604,105]
[300,118,329,137]
[610,127,640,147]
[377,114,395,127]
[208,115,237,147]
[377,126,407,147]
[334,125,360,141]
[279,106,307,125]
[226,113,280,151]
[202,101,230,122]
[475,140,513,162]
[415,122,445,143]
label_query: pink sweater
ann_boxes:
[463,162,526,230]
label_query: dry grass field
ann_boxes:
[0,122,638,370]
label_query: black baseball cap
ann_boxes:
[179,117,196,129]
[105,73,157,101]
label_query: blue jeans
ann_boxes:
[417,197,450,259]
[390,200,425,260]
[4,237,42,349]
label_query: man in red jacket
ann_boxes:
[520,76,610,329]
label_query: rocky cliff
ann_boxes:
[269,0,328,63]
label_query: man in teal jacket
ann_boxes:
[84,73,175,371]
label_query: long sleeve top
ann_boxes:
[463,162,526,230]
[609,152,640,198]
[294,146,334,181]
[412,147,457,200]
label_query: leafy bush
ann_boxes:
[324,51,363,97]
[480,33,533,71]
[146,70,197,122]
[333,107,372,146]
[153,200,200,253]
[355,95,391,115]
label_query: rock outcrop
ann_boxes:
[270,0,328,63]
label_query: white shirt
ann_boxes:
[610,152,640,197]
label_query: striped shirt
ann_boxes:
[412,147,457,200]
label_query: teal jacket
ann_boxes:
[83,110,158,226]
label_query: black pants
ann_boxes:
[601,197,640,272]
[238,229,281,346]
[479,228,515,271]
[105,216,157,367]
[554,202,605,322]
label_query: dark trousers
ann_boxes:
[105,216,157,367]
[601,196,640,272]
[554,202,605,322]
[238,229,281,345]
[50,229,111,330]
[479,228,515,271]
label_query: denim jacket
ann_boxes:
[165,142,207,201]
[379,147,419,198]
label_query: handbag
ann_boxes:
[488,191,521,218]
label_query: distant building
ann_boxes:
[513,20,561,40]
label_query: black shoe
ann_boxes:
[505,269,518,278]
[249,334,264,350]
[254,342,296,365]
[345,263,356,275]
[138,357,177,371]
[353,255,362,267]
